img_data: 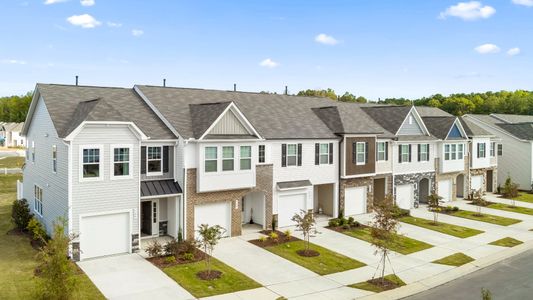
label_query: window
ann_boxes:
[34,185,43,216]
[451,144,457,160]
[400,144,410,163]
[113,147,130,177]
[52,145,57,173]
[204,147,217,172]
[240,146,251,170]
[419,144,429,161]
[147,146,162,175]
[458,144,464,159]
[444,144,450,160]
[287,144,297,166]
[31,141,35,163]
[377,142,387,161]
[319,143,329,164]
[222,146,234,171]
[478,143,486,158]
[444,143,464,161]
[356,142,366,165]
[490,142,496,157]
[258,145,265,163]
[82,148,100,178]
[498,144,503,156]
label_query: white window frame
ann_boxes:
[319,143,329,165]
[490,142,496,157]
[240,146,252,170]
[478,143,486,158]
[356,142,366,165]
[222,146,235,171]
[204,146,218,173]
[31,141,35,163]
[451,144,457,160]
[419,144,429,161]
[52,145,57,173]
[146,146,163,176]
[286,143,298,167]
[34,185,43,217]
[258,145,265,163]
[377,142,386,161]
[111,145,133,180]
[400,144,410,163]
[79,145,103,182]
[444,144,450,161]
[458,144,464,160]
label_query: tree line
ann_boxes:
[0,92,32,122]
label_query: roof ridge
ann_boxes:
[37,83,131,90]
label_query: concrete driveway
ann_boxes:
[78,254,194,300]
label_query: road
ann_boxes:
[405,249,533,300]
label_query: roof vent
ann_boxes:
[163,78,166,87]
[285,86,288,95]
[75,75,79,86]
[233,83,236,92]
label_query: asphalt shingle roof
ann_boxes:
[415,106,453,117]
[422,116,466,140]
[496,123,533,140]
[360,106,412,134]
[459,117,493,137]
[189,102,232,138]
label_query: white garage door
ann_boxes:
[194,202,231,237]
[80,212,130,260]
[344,186,367,216]
[471,175,484,192]
[438,179,452,202]
[396,184,414,209]
[278,193,307,227]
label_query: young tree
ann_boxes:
[426,193,443,225]
[291,210,318,255]
[371,194,399,284]
[502,175,519,206]
[472,190,486,216]
[196,224,225,277]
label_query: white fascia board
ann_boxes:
[21,85,40,136]
[64,121,149,141]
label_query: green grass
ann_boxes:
[340,226,433,255]
[399,216,483,238]
[506,193,533,204]
[484,202,533,216]
[0,156,25,168]
[163,257,260,298]
[265,240,365,275]
[349,274,405,293]
[448,210,521,226]
[0,175,104,299]
[489,237,523,248]
[432,253,475,267]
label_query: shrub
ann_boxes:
[146,240,163,258]
[328,218,340,227]
[178,239,198,254]
[347,217,355,226]
[353,221,360,227]
[259,236,267,243]
[11,198,31,230]
[27,217,47,242]
[182,252,194,261]
[284,229,292,240]
[496,185,501,195]
[453,206,459,211]
[164,239,180,257]
[502,175,519,199]
[391,206,410,218]
[338,209,344,219]
[342,224,350,230]
[269,232,279,243]
[177,228,183,243]
[165,255,176,263]
[271,217,277,232]
[339,217,348,226]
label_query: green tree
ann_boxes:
[427,193,443,225]
[297,89,338,101]
[196,224,225,278]
[371,194,399,284]
[291,210,318,255]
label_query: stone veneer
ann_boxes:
[434,156,467,202]
[340,176,374,215]
[394,172,436,206]
[185,165,273,239]
[469,167,497,194]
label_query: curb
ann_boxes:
[358,239,533,300]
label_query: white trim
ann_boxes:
[134,85,182,139]
[146,145,164,176]
[355,142,366,165]
[33,184,43,217]
[110,144,134,180]
[286,143,298,167]
[198,102,264,140]
[396,107,431,136]
[21,85,40,136]
[64,121,149,142]
[141,193,182,200]
[318,143,329,165]
[376,141,387,162]
[341,173,377,179]
[196,138,264,143]
[79,144,104,182]
[445,118,468,140]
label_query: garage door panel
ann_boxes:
[80,212,130,260]
[344,187,367,216]
[438,179,452,202]
[396,184,413,210]
[194,202,231,237]
[471,175,483,192]
[278,193,306,228]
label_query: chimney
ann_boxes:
[163,79,166,87]
[75,75,78,86]
[233,83,237,92]
[285,86,288,95]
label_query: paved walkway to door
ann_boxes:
[78,254,194,300]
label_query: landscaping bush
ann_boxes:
[271,217,277,232]
[348,217,355,226]
[11,198,31,231]
[453,206,459,212]
[391,206,410,218]
[269,232,279,243]
[339,217,348,226]
[259,236,267,243]
[165,255,176,263]
[284,229,292,240]
[27,217,47,242]
[146,240,163,258]
[164,238,180,257]
[502,175,519,199]
[182,252,194,261]
[178,239,198,254]
[328,218,340,227]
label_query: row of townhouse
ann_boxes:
[0,122,25,147]
[20,83,499,261]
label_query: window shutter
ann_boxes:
[329,142,333,164]
[408,144,412,162]
[365,142,369,163]
[281,144,287,167]
[353,143,357,164]
[417,144,421,162]
[141,146,146,174]
[385,142,389,161]
[163,146,169,173]
[315,143,319,165]
[426,144,430,161]
[477,143,480,158]
[398,145,402,163]
[297,143,302,166]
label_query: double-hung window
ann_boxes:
[451,144,457,160]
[204,147,217,172]
[445,143,464,161]
[34,185,43,216]
[356,142,366,165]
[400,144,410,163]
[147,146,162,175]
[52,145,57,173]
[444,144,450,161]
[113,147,131,177]
[258,145,265,163]
[478,143,486,158]
[458,144,464,159]
[286,144,297,166]
[319,143,329,164]
[377,142,387,161]
[497,144,503,156]
[82,147,101,179]
[240,146,251,170]
[490,142,495,157]
[222,146,234,171]
[419,144,429,161]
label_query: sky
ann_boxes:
[1,0,532,99]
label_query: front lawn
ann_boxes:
[503,193,533,204]
[489,237,523,248]
[483,202,533,216]
[349,274,405,293]
[0,175,104,299]
[432,253,474,267]
[263,240,365,275]
[446,210,521,226]
[0,156,25,168]
[399,216,483,238]
[163,257,260,298]
[339,226,433,255]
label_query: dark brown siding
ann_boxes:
[345,137,376,176]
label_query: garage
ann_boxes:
[79,211,131,260]
[396,184,414,209]
[471,175,484,192]
[194,202,232,237]
[344,186,367,216]
[438,179,452,202]
[278,193,307,227]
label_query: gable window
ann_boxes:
[498,144,503,156]
[286,144,297,166]
[451,144,457,160]
[319,143,329,164]
[113,147,131,177]
[458,144,464,159]
[356,142,366,165]
[490,142,496,157]
[399,144,410,163]
[34,185,43,216]
[377,142,387,161]
[418,144,429,161]
[240,146,251,170]
[477,143,486,158]
[222,146,234,171]
[82,147,101,179]
[147,146,162,175]
[52,145,57,173]
[444,144,450,160]
[408,115,414,125]
[31,141,35,163]
[258,145,265,163]
[204,147,217,172]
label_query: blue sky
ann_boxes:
[1,0,532,99]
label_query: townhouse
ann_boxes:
[0,122,25,147]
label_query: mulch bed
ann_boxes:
[249,230,300,248]
[148,248,205,268]
[327,222,364,233]
[196,270,222,280]
[367,277,402,291]
[6,228,27,236]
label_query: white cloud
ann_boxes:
[315,33,339,45]
[44,0,67,4]
[0,59,27,65]
[439,1,495,21]
[512,0,533,7]
[507,47,521,56]
[66,14,101,28]
[107,21,122,28]
[259,58,279,68]
[80,0,95,6]
[474,43,500,54]
[131,29,144,36]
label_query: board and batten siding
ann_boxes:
[22,97,68,235]
[209,110,249,135]
[70,124,141,236]
[397,112,425,135]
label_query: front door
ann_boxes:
[141,201,152,237]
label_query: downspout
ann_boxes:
[337,135,343,218]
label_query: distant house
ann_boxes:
[0,122,25,147]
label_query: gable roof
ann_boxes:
[422,117,459,140]
[189,102,232,138]
[496,123,533,140]
[360,106,412,134]
[415,106,453,117]
[491,113,533,124]
[459,117,493,137]
[312,103,385,136]
[26,84,176,139]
